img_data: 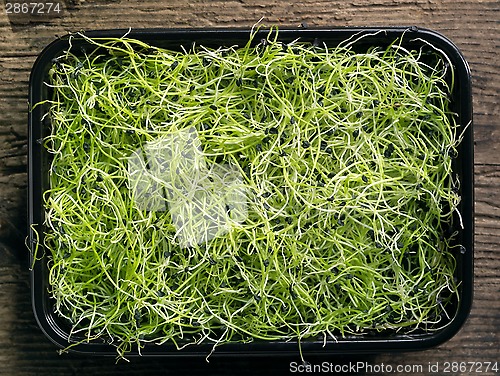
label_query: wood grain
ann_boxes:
[0,0,498,374]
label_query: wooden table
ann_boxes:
[1,1,498,374]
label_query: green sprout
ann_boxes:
[38,27,463,358]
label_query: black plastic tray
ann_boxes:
[28,27,473,356]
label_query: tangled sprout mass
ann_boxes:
[40,28,463,357]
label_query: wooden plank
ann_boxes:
[0,0,498,374]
